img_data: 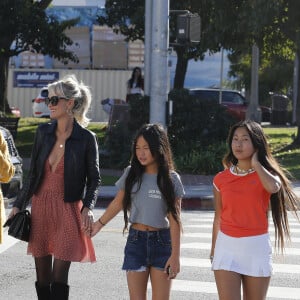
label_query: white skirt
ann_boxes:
[212,231,273,277]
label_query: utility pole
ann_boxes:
[147,0,169,127]
[144,0,152,96]
[293,53,298,124]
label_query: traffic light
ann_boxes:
[176,13,201,44]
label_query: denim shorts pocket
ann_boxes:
[157,230,171,246]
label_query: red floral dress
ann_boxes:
[28,156,96,262]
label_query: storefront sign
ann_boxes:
[13,71,59,88]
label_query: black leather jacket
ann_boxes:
[14,120,101,210]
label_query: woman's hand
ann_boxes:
[7,207,20,219]
[81,207,94,236]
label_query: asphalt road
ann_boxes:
[0,209,300,300]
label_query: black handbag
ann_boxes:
[3,210,31,242]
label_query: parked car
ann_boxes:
[32,87,50,118]
[0,126,23,201]
[189,88,271,122]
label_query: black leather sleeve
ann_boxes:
[82,132,101,210]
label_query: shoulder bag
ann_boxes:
[3,210,31,242]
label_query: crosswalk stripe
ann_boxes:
[181,242,300,255]
[185,224,300,233]
[169,280,300,299]
[171,280,216,294]
[188,218,300,227]
[183,232,300,243]
[180,257,300,273]
[267,286,300,299]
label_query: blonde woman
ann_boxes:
[8,74,101,299]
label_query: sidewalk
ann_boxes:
[99,169,215,210]
[99,169,300,210]
[7,159,300,211]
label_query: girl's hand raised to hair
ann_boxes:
[251,151,260,168]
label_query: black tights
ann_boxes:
[35,255,71,286]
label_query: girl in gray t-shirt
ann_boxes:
[92,123,184,300]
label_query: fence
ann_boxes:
[7,68,132,122]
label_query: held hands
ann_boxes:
[81,207,94,237]
[90,219,104,237]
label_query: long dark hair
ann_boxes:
[122,123,181,232]
[128,67,144,89]
[223,120,299,250]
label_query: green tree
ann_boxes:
[0,0,79,113]
[213,0,300,143]
[277,0,300,143]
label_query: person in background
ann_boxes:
[91,123,184,300]
[0,132,15,244]
[8,74,101,300]
[210,119,299,300]
[126,67,144,102]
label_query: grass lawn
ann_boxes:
[16,118,107,157]
[15,118,113,184]
[14,119,300,181]
[263,126,300,179]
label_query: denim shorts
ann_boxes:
[122,227,172,271]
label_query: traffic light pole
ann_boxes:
[145,0,169,127]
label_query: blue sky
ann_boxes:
[169,51,231,89]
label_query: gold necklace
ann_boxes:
[235,165,254,174]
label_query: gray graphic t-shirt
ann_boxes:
[115,166,185,228]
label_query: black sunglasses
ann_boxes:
[45,96,68,106]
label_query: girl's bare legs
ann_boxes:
[126,267,172,300]
[150,268,172,300]
[214,270,271,300]
[242,275,270,300]
[214,270,242,300]
[126,269,150,300]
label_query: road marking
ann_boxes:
[185,224,300,233]
[180,257,300,274]
[183,232,300,243]
[181,242,300,255]
[167,280,300,299]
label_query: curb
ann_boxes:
[4,190,215,211]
